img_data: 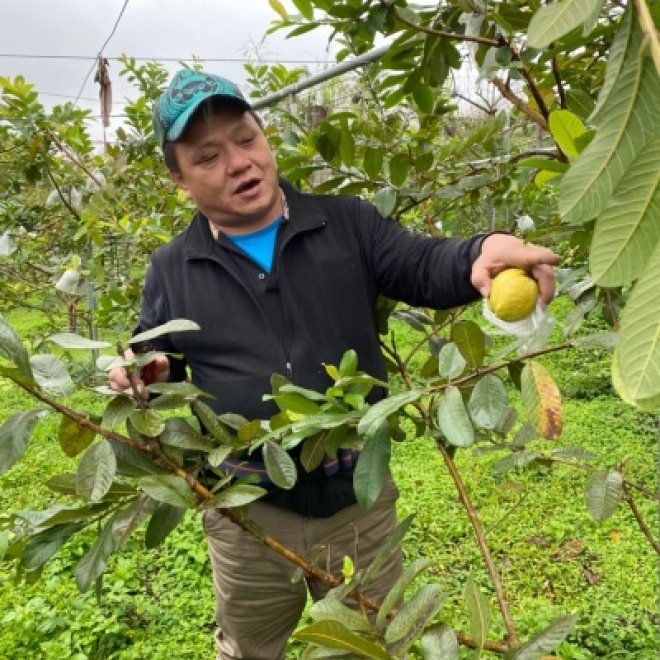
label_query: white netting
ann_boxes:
[482,300,556,354]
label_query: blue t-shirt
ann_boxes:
[227,217,282,273]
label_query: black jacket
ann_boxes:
[138,179,487,516]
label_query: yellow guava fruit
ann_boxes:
[487,268,539,322]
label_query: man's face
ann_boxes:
[171,105,281,235]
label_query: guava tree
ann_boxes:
[0,0,658,657]
[267,0,660,409]
[0,60,192,333]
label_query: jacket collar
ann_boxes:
[182,178,327,260]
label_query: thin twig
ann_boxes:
[384,2,499,47]
[622,484,660,555]
[490,77,549,131]
[549,457,660,502]
[428,342,573,395]
[437,441,520,645]
[551,57,568,109]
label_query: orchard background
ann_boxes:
[0,1,658,658]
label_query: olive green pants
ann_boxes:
[202,478,402,659]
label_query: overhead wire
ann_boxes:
[73,0,131,106]
[0,53,332,64]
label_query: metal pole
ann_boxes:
[251,44,391,110]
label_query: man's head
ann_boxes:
[153,70,281,235]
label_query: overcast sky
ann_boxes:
[1,0,337,142]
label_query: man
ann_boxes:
[110,69,559,659]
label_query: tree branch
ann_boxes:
[11,376,510,653]
[490,77,549,131]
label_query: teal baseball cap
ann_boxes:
[152,69,251,148]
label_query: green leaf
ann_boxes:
[300,434,326,472]
[505,613,579,659]
[192,400,234,444]
[584,469,623,522]
[207,444,233,468]
[58,414,97,458]
[548,110,586,158]
[389,153,411,187]
[468,374,509,430]
[376,558,434,627]
[420,624,460,660]
[315,125,342,163]
[437,342,466,380]
[309,598,371,632]
[146,381,209,400]
[492,451,542,476]
[362,514,413,590]
[589,133,660,286]
[270,392,322,415]
[75,518,115,592]
[110,439,165,477]
[339,350,358,378]
[0,313,34,382]
[566,89,595,119]
[373,186,397,217]
[263,441,297,489]
[75,496,155,592]
[611,242,660,407]
[30,354,76,397]
[0,409,47,475]
[160,417,215,451]
[353,420,391,511]
[200,484,267,509]
[279,383,328,402]
[463,572,491,651]
[364,147,385,179]
[291,0,313,20]
[517,157,569,173]
[551,447,597,461]
[114,494,158,550]
[269,0,288,19]
[144,503,187,549]
[129,319,200,345]
[138,475,196,508]
[0,531,9,561]
[590,6,633,121]
[102,395,135,428]
[357,390,421,439]
[535,170,561,186]
[38,502,112,526]
[76,440,117,502]
[21,523,83,571]
[292,621,394,660]
[527,0,605,49]
[411,76,436,113]
[47,333,110,349]
[45,472,79,495]
[339,127,355,167]
[451,321,485,369]
[559,18,660,224]
[437,386,474,448]
[385,584,446,655]
[128,409,166,437]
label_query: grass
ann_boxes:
[0,301,658,659]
